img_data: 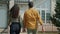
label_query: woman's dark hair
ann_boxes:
[10,4,19,18]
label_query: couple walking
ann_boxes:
[9,2,43,34]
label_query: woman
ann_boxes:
[9,4,21,34]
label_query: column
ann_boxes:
[9,0,14,10]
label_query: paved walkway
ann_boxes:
[20,33,27,34]
[0,32,27,34]
[0,23,58,34]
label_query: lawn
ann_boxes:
[0,32,58,34]
[38,32,58,34]
[38,33,58,34]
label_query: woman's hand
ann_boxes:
[22,28,26,32]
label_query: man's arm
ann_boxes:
[36,11,43,25]
[36,11,44,32]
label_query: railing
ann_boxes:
[0,0,8,4]
[14,0,28,4]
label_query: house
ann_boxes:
[13,0,57,31]
[0,0,58,33]
[0,0,8,29]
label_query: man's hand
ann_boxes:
[42,25,44,32]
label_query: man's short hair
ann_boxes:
[28,2,33,8]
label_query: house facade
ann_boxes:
[0,0,8,29]
[0,0,57,32]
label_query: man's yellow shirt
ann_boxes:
[23,8,43,29]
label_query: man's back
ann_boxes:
[24,8,41,29]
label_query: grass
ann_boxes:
[38,32,58,34]
[0,32,59,34]
[2,33,58,34]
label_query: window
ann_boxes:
[42,10,45,20]
[39,0,51,23]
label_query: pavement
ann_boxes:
[0,23,58,34]
[0,33,27,34]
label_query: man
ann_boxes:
[23,2,43,34]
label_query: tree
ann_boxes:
[52,0,60,27]
[51,0,60,34]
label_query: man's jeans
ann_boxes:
[10,22,21,34]
[27,28,37,34]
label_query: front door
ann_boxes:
[40,9,51,24]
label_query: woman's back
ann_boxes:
[10,4,21,34]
